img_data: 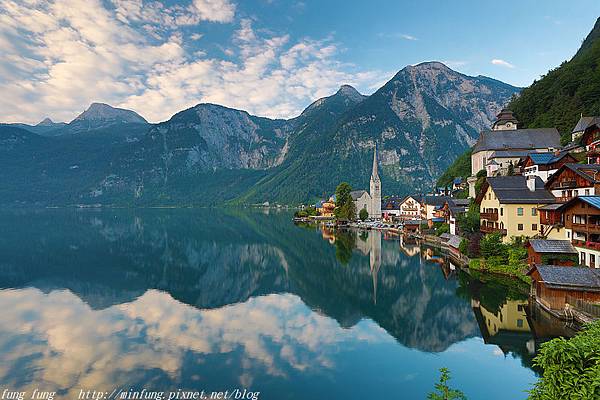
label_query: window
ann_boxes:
[581,252,586,265]
[518,224,524,231]
[591,254,596,267]
[532,224,538,231]
[531,208,537,216]
[500,208,503,216]
[517,319,523,328]
[568,231,571,238]
[517,207,524,216]
[586,189,591,195]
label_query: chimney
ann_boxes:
[527,175,536,192]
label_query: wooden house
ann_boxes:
[545,163,600,201]
[527,264,600,312]
[526,239,578,267]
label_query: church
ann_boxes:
[351,148,382,219]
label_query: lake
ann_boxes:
[0,209,575,400]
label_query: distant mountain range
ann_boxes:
[0,62,519,206]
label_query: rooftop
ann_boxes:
[473,128,561,153]
[547,163,600,186]
[528,265,600,292]
[350,190,367,200]
[483,176,555,204]
[527,151,571,165]
[528,239,577,254]
[572,116,600,133]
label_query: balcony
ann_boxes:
[556,180,577,189]
[572,239,600,251]
[480,225,507,235]
[480,211,499,221]
[572,222,600,234]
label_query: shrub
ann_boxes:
[529,320,600,399]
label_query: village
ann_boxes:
[295,110,600,327]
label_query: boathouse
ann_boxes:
[526,265,600,312]
[526,239,578,267]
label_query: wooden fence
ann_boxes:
[566,295,600,319]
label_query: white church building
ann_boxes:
[351,148,382,219]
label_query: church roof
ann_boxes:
[472,128,561,154]
[350,190,368,200]
[371,146,380,182]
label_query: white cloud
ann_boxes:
[0,0,381,124]
[491,59,515,69]
[400,34,418,41]
[0,288,390,396]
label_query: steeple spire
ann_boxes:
[371,145,379,182]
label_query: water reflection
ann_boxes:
[0,209,574,399]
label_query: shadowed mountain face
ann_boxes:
[0,62,518,206]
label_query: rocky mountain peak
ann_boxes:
[335,84,365,102]
[36,117,56,126]
[72,103,148,124]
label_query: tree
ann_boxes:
[428,368,467,400]
[458,201,480,234]
[507,162,515,176]
[334,182,356,221]
[359,207,369,221]
[529,320,600,399]
[479,233,507,260]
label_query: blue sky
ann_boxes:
[1,0,599,123]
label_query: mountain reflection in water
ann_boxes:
[0,209,575,400]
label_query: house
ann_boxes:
[423,196,452,221]
[438,199,469,235]
[545,163,600,202]
[403,220,422,235]
[527,264,600,313]
[521,151,577,182]
[575,116,600,163]
[526,239,578,267]
[553,196,600,268]
[476,176,555,242]
[452,177,466,191]
[396,195,424,221]
[381,196,403,218]
[571,116,600,143]
[538,203,569,240]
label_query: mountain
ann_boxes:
[68,102,148,132]
[0,62,519,206]
[509,17,600,143]
[0,117,67,137]
[240,62,519,203]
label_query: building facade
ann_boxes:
[352,148,382,220]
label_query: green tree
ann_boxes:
[428,368,467,400]
[359,207,369,221]
[334,182,356,221]
[507,162,515,176]
[458,201,480,234]
[479,233,507,259]
[529,320,600,399]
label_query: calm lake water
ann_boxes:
[0,209,575,400]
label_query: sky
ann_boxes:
[1,0,600,124]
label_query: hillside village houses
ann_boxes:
[467,109,561,198]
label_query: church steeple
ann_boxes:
[371,145,380,182]
[369,146,382,219]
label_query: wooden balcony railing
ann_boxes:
[555,180,577,189]
[572,222,600,234]
[480,225,507,235]
[480,211,499,221]
[572,239,600,251]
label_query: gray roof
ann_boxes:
[350,190,367,200]
[452,199,470,206]
[532,265,600,292]
[528,239,577,254]
[424,195,451,207]
[440,233,451,240]
[486,176,555,204]
[572,116,600,133]
[472,128,561,153]
[447,234,462,249]
[538,203,563,211]
[489,150,532,159]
